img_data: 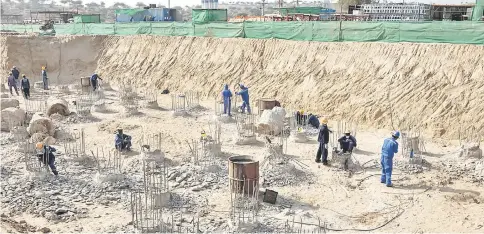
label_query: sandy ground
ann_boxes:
[1,35,484,139]
[0,84,483,233]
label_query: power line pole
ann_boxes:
[260,0,268,20]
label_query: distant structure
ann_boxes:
[1,14,23,24]
[348,3,475,21]
[360,3,431,21]
[27,10,78,24]
[202,0,219,9]
[115,4,181,22]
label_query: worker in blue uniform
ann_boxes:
[381,131,400,187]
[307,114,320,129]
[221,84,233,116]
[236,84,251,114]
[90,73,102,91]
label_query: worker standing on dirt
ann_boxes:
[338,131,357,153]
[7,72,19,96]
[36,142,59,176]
[236,84,251,114]
[90,73,102,91]
[20,74,31,99]
[316,118,331,165]
[11,66,20,86]
[221,84,233,116]
[380,131,400,187]
[41,66,48,90]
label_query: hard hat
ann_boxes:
[392,131,400,138]
[8,72,12,75]
[321,118,328,124]
[36,142,44,149]
[41,66,45,70]
[22,74,25,77]
[299,110,304,114]
[12,66,16,69]
[344,130,351,134]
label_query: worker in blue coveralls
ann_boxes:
[115,129,132,152]
[338,130,357,153]
[236,84,251,114]
[307,114,320,129]
[221,84,232,116]
[381,131,400,187]
[90,73,102,91]
[36,142,58,176]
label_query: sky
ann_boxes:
[93,0,475,7]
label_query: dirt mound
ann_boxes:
[2,35,484,138]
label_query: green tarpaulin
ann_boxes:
[192,9,227,23]
[2,21,483,45]
[472,0,484,21]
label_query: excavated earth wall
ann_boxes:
[2,35,484,139]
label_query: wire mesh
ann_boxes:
[62,128,86,157]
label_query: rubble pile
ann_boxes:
[438,159,483,183]
[167,163,227,191]
[261,144,313,187]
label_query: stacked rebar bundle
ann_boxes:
[141,132,162,151]
[24,142,50,173]
[130,192,199,234]
[235,114,257,138]
[229,177,259,225]
[142,160,169,194]
[92,147,123,174]
[25,99,47,115]
[171,94,187,112]
[214,98,225,116]
[185,91,200,109]
[63,128,86,157]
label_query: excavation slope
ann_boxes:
[2,35,484,138]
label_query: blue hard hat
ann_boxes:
[392,131,400,138]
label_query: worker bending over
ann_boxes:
[307,114,320,129]
[221,84,232,116]
[115,129,132,151]
[36,142,58,176]
[316,118,331,165]
[338,131,357,153]
[381,131,400,187]
[90,73,102,91]
[236,84,251,114]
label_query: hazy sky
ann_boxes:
[95,0,475,7]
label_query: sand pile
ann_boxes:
[3,35,484,138]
